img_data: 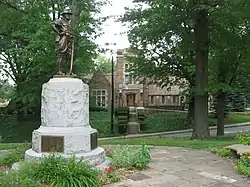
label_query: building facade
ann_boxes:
[87,49,185,109]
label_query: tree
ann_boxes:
[209,0,250,135]
[122,0,250,139]
[122,0,210,139]
[0,0,105,116]
[122,0,196,127]
[0,80,14,99]
[94,54,112,74]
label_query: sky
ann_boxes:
[95,0,134,56]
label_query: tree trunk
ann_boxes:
[187,96,195,128]
[192,8,210,139]
[51,1,56,21]
[71,0,78,26]
[216,92,225,136]
[71,0,80,63]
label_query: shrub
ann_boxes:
[0,143,30,167]
[0,114,40,143]
[0,172,43,187]
[210,147,231,157]
[89,111,119,137]
[236,132,250,145]
[137,111,146,130]
[101,168,121,185]
[115,107,129,135]
[89,107,108,112]
[115,107,129,117]
[0,155,101,187]
[1,111,116,142]
[143,112,190,133]
[236,157,250,177]
[109,144,150,170]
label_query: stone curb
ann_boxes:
[99,122,250,141]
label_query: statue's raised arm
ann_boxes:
[52,6,74,75]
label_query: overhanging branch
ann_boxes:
[0,0,26,12]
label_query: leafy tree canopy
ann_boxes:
[0,0,106,115]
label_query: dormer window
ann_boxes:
[125,63,130,72]
[125,74,133,84]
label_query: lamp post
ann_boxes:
[104,42,116,135]
[111,55,114,134]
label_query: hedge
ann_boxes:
[142,112,191,133]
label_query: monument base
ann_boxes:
[14,151,110,171]
[25,125,105,165]
[23,77,108,168]
[25,147,105,165]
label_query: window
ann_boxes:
[180,96,184,105]
[93,89,107,107]
[149,96,154,104]
[125,74,133,84]
[161,96,165,104]
[173,95,180,105]
[165,95,171,104]
[125,63,129,72]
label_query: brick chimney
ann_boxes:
[115,49,126,89]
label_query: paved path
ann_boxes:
[105,147,250,187]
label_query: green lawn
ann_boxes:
[0,136,236,150]
[99,136,236,150]
[225,114,250,124]
[0,143,24,150]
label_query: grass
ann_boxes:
[0,136,236,151]
[0,143,24,150]
[225,114,250,124]
[99,135,237,150]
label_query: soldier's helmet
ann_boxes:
[61,6,72,15]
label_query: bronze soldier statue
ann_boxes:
[52,7,74,75]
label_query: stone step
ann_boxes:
[226,144,250,157]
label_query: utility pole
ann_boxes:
[111,56,115,134]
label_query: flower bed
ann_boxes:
[0,144,151,186]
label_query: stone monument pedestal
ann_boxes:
[24,78,106,166]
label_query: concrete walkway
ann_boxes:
[105,147,250,187]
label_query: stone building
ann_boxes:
[86,49,185,109]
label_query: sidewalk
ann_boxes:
[99,122,250,140]
[104,147,250,187]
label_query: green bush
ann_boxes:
[0,115,40,143]
[109,144,150,170]
[115,107,129,135]
[89,107,108,112]
[210,147,231,157]
[236,157,250,177]
[143,112,190,133]
[115,107,129,117]
[1,112,114,142]
[90,111,118,137]
[1,111,117,142]
[236,132,250,145]
[0,155,101,187]
[0,172,42,187]
[0,144,30,167]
